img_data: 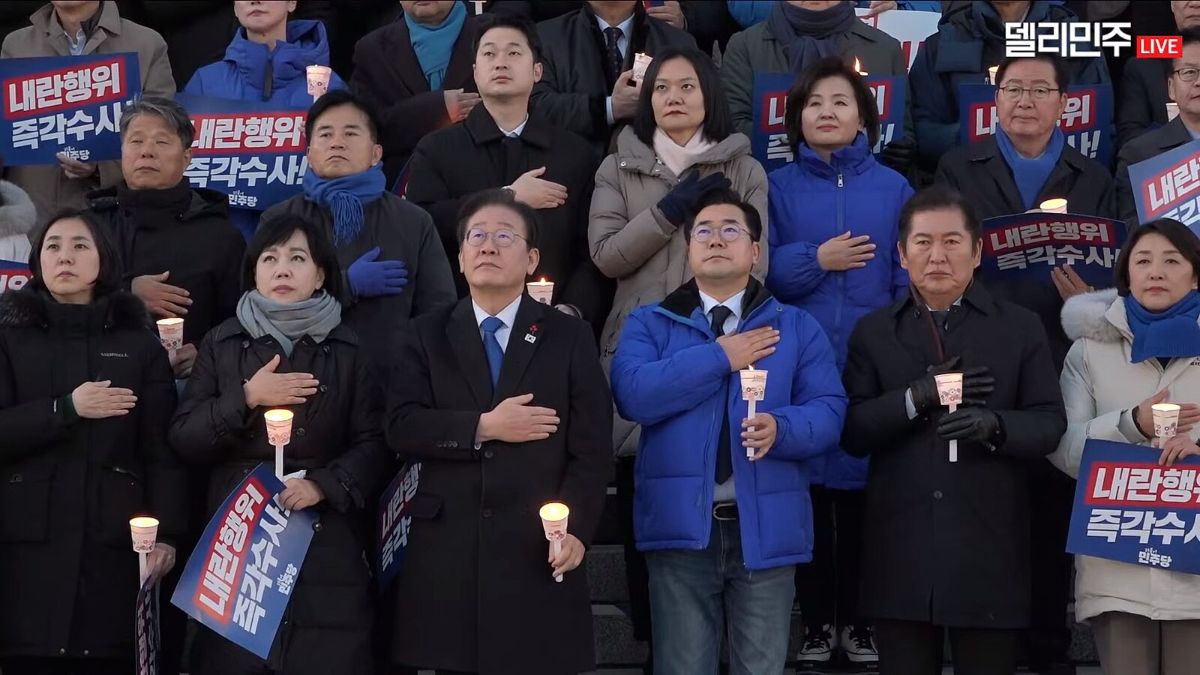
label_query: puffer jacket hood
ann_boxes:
[0,180,37,239]
[1061,287,1124,344]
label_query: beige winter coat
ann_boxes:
[589,126,768,457]
[1,1,175,222]
[1052,288,1200,622]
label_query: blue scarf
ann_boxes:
[1124,291,1200,363]
[303,164,386,245]
[995,126,1065,211]
[405,0,466,90]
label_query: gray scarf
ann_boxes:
[236,290,342,356]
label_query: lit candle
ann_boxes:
[934,373,964,462]
[526,278,554,305]
[1152,403,1182,444]
[988,65,998,85]
[632,53,653,84]
[130,516,159,585]
[156,318,184,357]
[539,502,570,583]
[853,57,867,77]
[306,65,332,102]
[1167,102,1180,122]
[1039,198,1068,214]
[264,409,295,480]
[739,365,768,459]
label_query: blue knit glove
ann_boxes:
[348,247,407,298]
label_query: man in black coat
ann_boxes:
[407,13,612,331]
[842,185,1066,675]
[351,1,482,185]
[1117,3,1200,149]
[532,0,695,152]
[385,189,612,675]
[1115,28,1200,225]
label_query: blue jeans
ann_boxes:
[645,515,796,675]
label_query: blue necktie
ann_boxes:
[481,316,504,387]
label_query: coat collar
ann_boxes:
[658,277,772,328]
[0,288,148,331]
[383,13,478,95]
[965,135,1091,213]
[446,294,549,408]
[889,280,997,318]
[31,1,122,53]
[464,104,553,149]
[1150,116,1196,152]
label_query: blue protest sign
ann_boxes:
[751,72,907,174]
[377,461,421,588]
[1067,439,1200,575]
[979,212,1124,287]
[957,82,1114,166]
[1128,139,1200,230]
[0,52,141,165]
[175,93,309,213]
[135,579,159,675]
[171,464,317,659]
[0,260,31,294]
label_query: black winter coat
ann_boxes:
[1115,115,1192,226]
[0,289,183,660]
[532,3,695,152]
[86,182,245,345]
[385,296,613,675]
[350,13,480,185]
[406,105,613,330]
[935,136,1117,367]
[842,283,1066,628]
[169,316,389,675]
[1116,57,1170,151]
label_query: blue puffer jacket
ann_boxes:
[910,1,1110,169]
[612,279,846,570]
[184,20,346,240]
[766,133,912,490]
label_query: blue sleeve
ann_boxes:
[768,313,848,462]
[764,182,827,304]
[329,71,349,92]
[183,70,204,95]
[891,182,915,300]
[910,39,959,163]
[611,311,731,427]
[727,0,772,28]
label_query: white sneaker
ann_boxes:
[842,625,880,663]
[797,623,837,663]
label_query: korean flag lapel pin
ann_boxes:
[525,323,539,344]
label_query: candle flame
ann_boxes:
[853,57,866,76]
[130,516,159,528]
[264,409,294,423]
[539,502,569,521]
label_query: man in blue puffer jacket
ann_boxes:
[612,188,846,675]
[185,3,346,239]
[910,0,1110,175]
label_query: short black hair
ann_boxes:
[456,188,541,249]
[474,13,542,62]
[243,214,345,300]
[27,208,123,297]
[898,185,981,246]
[784,56,880,149]
[685,188,762,243]
[632,47,734,147]
[995,54,1069,92]
[1168,27,1200,77]
[305,89,381,143]
[1114,218,1200,297]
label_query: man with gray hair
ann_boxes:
[85,95,244,378]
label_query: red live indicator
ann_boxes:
[1138,35,1183,59]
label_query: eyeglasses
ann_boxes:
[464,228,527,248]
[692,225,752,243]
[998,85,1060,101]
[1175,67,1200,83]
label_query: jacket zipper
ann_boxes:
[832,171,846,350]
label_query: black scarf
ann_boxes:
[766,0,858,75]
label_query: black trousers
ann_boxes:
[1024,472,1075,667]
[874,619,1019,675]
[794,486,866,629]
[0,657,127,675]
[617,457,654,642]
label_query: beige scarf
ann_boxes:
[653,128,718,178]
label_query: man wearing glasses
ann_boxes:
[1116,27,1200,225]
[386,188,613,675]
[935,53,1115,675]
[611,188,846,674]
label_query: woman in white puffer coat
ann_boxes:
[0,178,35,264]
[1052,218,1200,675]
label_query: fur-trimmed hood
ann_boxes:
[0,179,37,238]
[1061,288,1129,344]
[0,288,151,331]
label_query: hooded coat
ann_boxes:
[0,180,37,265]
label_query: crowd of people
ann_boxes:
[2,1,1200,675]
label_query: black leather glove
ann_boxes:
[657,170,733,227]
[908,356,962,416]
[936,407,1005,448]
[877,136,915,175]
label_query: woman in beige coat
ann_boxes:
[1052,218,1200,675]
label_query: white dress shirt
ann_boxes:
[499,116,530,138]
[472,295,523,352]
[598,12,636,125]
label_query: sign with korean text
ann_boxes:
[752,72,906,173]
[171,464,316,659]
[1129,139,1200,230]
[1068,439,1200,575]
[377,461,420,588]
[856,8,941,71]
[957,83,1114,166]
[135,580,159,675]
[0,52,141,165]
[175,93,308,213]
[0,260,31,294]
[979,212,1125,286]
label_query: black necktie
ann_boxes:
[604,26,624,88]
[930,310,949,332]
[710,306,734,485]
